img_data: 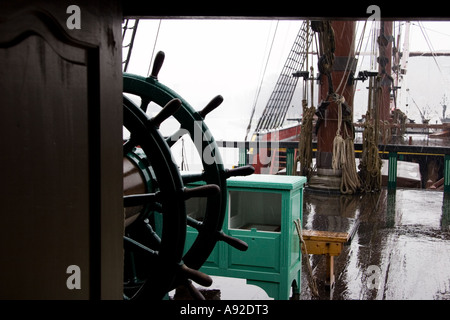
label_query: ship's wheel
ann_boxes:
[122,51,253,300]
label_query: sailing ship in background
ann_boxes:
[244,20,312,175]
[122,18,450,192]
[245,20,450,191]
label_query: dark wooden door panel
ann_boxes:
[0,2,123,299]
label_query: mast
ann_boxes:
[378,21,394,123]
[392,21,410,113]
[312,20,357,191]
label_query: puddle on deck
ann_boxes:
[300,188,450,300]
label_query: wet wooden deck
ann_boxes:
[300,187,450,300]
[174,187,450,300]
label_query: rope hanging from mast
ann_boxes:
[296,66,316,180]
[359,76,383,192]
[331,93,361,194]
[313,21,361,194]
[312,21,335,97]
[295,21,315,179]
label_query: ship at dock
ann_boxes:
[244,20,450,192]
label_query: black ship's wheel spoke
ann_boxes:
[123,94,187,300]
[123,138,136,155]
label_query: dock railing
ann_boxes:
[216,140,450,194]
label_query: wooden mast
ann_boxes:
[312,20,356,190]
[378,21,393,123]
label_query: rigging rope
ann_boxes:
[147,20,162,77]
[359,77,382,192]
[340,128,361,194]
[359,114,382,192]
[297,96,316,179]
[314,21,335,97]
[294,219,320,299]
[295,25,315,179]
[331,94,346,171]
[244,21,279,141]
[314,20,365,194]
[357,22,383,192]
[331,94,361,194]
[335,21,368,97]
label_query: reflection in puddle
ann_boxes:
[301,188,450,300]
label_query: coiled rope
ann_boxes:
[331,94,361,194]
[297,99,316,179]
[314,21,363,194]
[331,94,346,171]
[359,79,382,192]
[359,111,382,192]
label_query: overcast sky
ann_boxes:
[124,19,299,141]
[125,19,450,131]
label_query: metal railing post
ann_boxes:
[445,154,450,194]
[388,151,398,190]
[286,148,296,176]
[239,146,248,167]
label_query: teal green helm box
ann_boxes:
[185,174,306,300]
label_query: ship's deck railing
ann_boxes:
[216,140,450,193]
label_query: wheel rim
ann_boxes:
[123,69,226,269]
[122,51,253,300]
[123,95,186,299]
